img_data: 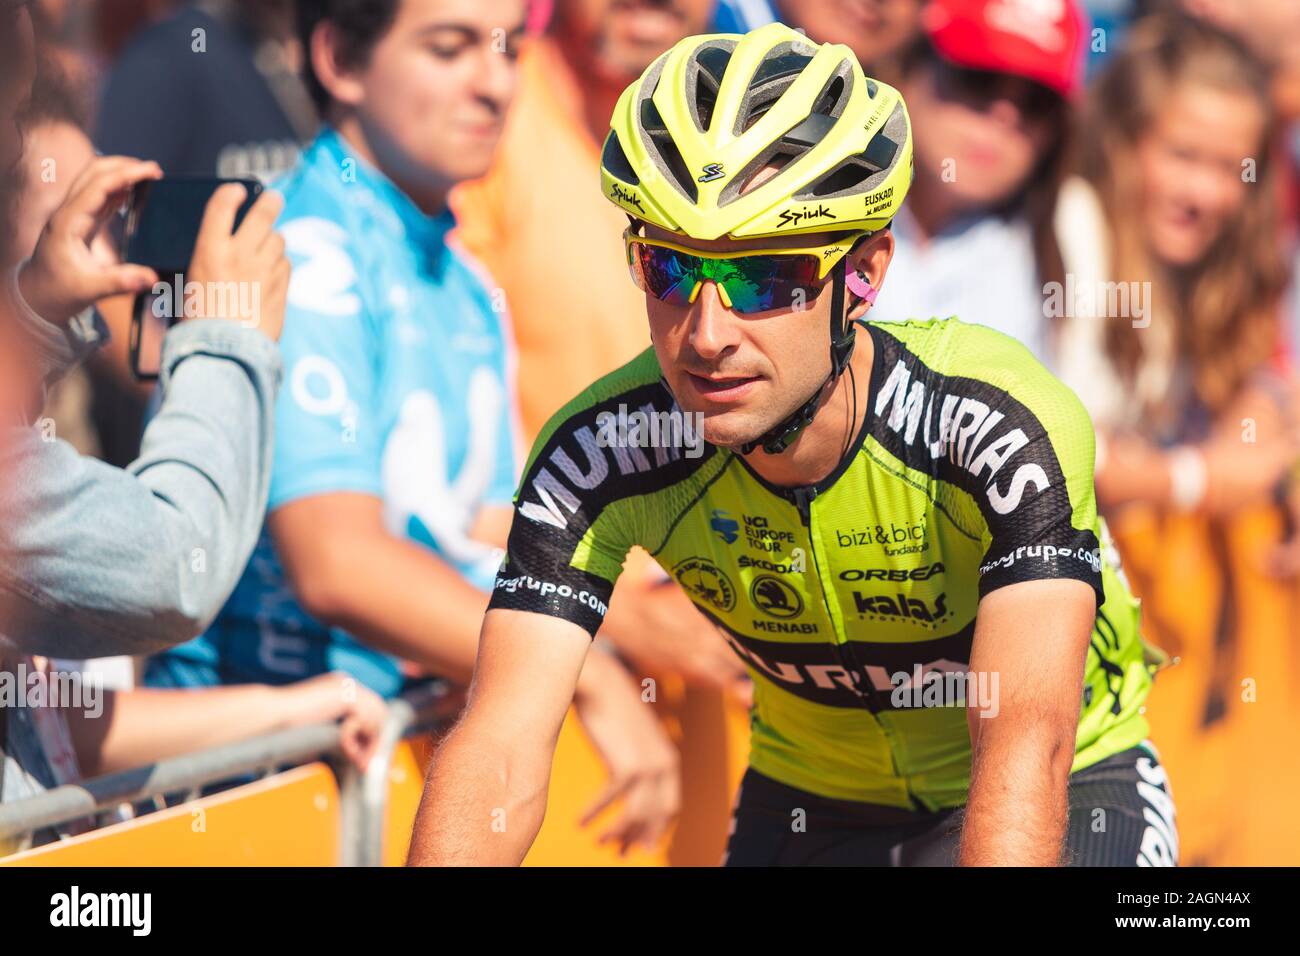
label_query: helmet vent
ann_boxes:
[811,74,846,117]
[600,131,639,186]
[720,60,857,206]
[796,102,909,202]
[805,159,875,198]
[639,96,699,203]
[733,43,814,137]
[861,132,899,175]
[685,41,736,133]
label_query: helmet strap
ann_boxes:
[739,268,857,456]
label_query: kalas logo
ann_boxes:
[710,509,740,544]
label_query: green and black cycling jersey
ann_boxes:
[489,317,1155,810]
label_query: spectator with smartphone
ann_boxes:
[1,1,291,659]
[1,163,290,658]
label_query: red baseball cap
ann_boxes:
[921,0,1090,98]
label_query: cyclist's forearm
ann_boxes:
[407,719,549,866]
[959,724,1072,866]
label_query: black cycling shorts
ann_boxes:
[723,742,1178,866]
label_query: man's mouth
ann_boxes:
[686,372,761,402]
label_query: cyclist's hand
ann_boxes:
[184,184,288,340]
[602,578,750,692]
[17,156,162,326]
[573,654,681,856]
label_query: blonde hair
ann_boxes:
[1084,12,1287,415]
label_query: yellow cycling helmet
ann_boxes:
[600,22,912,241]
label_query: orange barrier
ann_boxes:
[1112,503,1300,865]
[0,685,750,868]
[389,678,753,866]
[0,763,341,867]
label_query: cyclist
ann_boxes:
[408,23,1176,867]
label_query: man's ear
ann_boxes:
[846,228,894,320]
[311,20,367,111]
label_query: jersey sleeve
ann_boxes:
[267,212,385,510]
[487,395,642,637]
[972,373,1104,607]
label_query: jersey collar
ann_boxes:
[312,126,456,253]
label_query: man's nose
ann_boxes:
[688,281,742,361]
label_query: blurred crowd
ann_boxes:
[2,0,1300,863]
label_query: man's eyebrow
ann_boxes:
[414,20,529,41]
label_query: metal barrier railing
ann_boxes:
[0,681,459,863]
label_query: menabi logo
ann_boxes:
[710,509,740,544]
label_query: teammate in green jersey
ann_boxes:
[408,23,1177,867]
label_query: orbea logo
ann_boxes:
[151,274,262,327]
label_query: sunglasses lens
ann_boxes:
[629,241,827,314]
[631,243,700,306]
[707,254,823,313]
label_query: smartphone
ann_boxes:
[123,177,263,379]
[124,176,264,273]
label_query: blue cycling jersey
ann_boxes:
[147,127,518,697]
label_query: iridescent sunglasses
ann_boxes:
[624,228,876,315]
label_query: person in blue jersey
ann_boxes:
[145,0,682,848]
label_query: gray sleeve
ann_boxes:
[0,319,282,658]
[6,265,108,421]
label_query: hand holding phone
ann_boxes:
[183,183,289,340]
[122,177,289,378]
[16,155,163,327]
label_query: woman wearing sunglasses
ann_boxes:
[410,22,1173,867]
[866,0,1083,368]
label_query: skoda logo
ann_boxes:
[750,574,803,619]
